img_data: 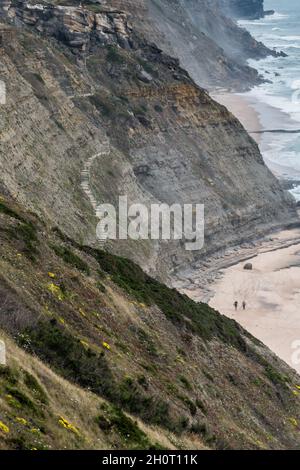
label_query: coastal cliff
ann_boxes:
[124,0,280,90]
[1,0,300,452]
[0,0,296,279]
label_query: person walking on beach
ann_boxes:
[234,301,238,311]
[242,301,246,311]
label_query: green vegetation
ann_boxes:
[96,403,152,449]
[23,371,49,405]
[106,45,125,65]
[178,395,197,416]
[18,320,113,397]
[82,246,247,352]
[96,281,106,293]
[0,201,24,221]
[0,200,39,260]
[18,320,177,430]
[154,104,163,113]
[247,347,289,388]
[264,365,288,386]
[5,385,40,415]
[137,58,159,78]
[89,94,114,117]
[178,375,192,390]
[0,365,50,450]
[0,364,19,386]
[50,244,90,275]
[1,205,294,449]
[136,328,158,356]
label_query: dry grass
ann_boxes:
[1,329,204,450]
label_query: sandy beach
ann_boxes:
[178,225,300,374]
[178,93,300,374]
[211,92,263,144]
[212,91,300,182]
[211,93,262,129]
[209,238,300,374]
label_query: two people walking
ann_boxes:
[234,300,246,311]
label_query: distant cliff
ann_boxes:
[219,0,274,19]
[145,0,278,91]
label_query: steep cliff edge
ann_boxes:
[0,1,297,280]
[127,0,281,91]
[1,2,300,451]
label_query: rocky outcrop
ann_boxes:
[2,1,133,50]
[219,0,274,20]
[1,1,280,89]
[137,0,281,91]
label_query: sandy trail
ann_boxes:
[209,242,300,373]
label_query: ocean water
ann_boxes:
[238,0,300,200]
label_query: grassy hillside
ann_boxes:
[0,196,300,449]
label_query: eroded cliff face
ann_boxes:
[0,1,297,281]
[145,0,283,91]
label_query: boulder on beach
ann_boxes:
[244,263,253,271]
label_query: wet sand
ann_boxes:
[212,91,300,181]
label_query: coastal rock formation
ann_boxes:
[0,0,297,280]
[139,0,282,91]
[0,1,300,452]
[1,1,280,90]
[219,0,274,20]
[2,1,133,50]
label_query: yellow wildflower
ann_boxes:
[289,417,298,427]
[102,342,111,351]
[0,420,9,434]
[175,355,185,364]
[48,272,56,278]
[59,317,65,325]
[293,390,299,396]
[30,428,40,434]
[58,416,80,436]
[79,308,86,317]
[295,385,300,390]
[15,417,27,426]
[47,283,64,301]
[80,340,89,348]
